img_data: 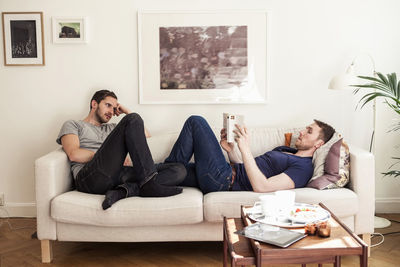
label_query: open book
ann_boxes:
[223,113,244,143]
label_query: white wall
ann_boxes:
[1,0,399,216]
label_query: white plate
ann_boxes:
[287,203,330,224]
[247,203,305,228]
[247,203,330,228]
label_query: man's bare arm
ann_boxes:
[241,150,295,192]
[228,149,242,164]
[234,125,295,192]
[144,128,151,138]
[61,134,95,163]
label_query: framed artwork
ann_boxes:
[2,12,45,66]
[52,17,88,44]
[138,10,269,104]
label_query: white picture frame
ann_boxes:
[138,10,269,104]
[2,12,45,66]
[52,17,88,44]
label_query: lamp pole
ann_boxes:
[329,54,391,228]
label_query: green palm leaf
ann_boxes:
[353,72,400,179]
[355,75,382,83]
[383,170,400,178]
[352,72,400,109]
[377,72,389,85]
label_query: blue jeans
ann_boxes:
[165,116,232,194]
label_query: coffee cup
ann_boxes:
[275,190,296,216]
[258,194,278,218]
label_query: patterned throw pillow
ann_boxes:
[284,131,350,190]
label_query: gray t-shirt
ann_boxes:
[56,120,117,179]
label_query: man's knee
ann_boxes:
[122,113,143,125]
[186,115,207,125]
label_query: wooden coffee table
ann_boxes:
[223,203,368,267]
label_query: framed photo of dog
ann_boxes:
[138,10,269,104]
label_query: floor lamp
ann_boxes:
[328,54,391,229]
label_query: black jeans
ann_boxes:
[75,113,186,195]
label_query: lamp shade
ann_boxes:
[328,65,356,90]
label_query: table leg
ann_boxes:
[302,264,306,267]
[361,246,368,267]
[318,264,323,267]
[223,230,228,267]
[256,249,261,267]
[334,256,341,267]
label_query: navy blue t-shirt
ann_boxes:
[231,146,313,191]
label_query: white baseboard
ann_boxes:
[0,202,36,217]
[375,197,400,213]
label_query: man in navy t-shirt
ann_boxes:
[165,116,335,193]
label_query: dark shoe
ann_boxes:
[102,187,127,210]
[139,177,183,197]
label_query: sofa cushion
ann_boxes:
[308,132,350,190]
[284,131,351,190]
[203,188,358,222]
[51,187,203,227]
[147,132,179,163]
[308,139,351,189]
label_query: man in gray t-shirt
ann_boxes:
[57,90,185,209]
[57,120,116,180]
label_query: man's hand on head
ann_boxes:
[114,103,131,116]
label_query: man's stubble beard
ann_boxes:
[95,109,109,124]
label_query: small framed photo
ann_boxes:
[52,17,88,44]
[2,12,45,66]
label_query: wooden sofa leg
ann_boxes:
[361,234,371,257]
[41,240,53,263]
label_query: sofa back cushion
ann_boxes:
[147,132,179,163]
[146,126,302,163]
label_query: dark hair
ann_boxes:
[90,90,117,109]
[314,119,335,143]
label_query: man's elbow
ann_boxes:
[252,184,272,193]
[253,188,264,193]
[65,151,76,162]
[62,149,78,162]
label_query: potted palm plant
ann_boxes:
[352,72,400,177]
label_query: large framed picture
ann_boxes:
[2,12,45,66]
[52,17,88,44]
[138,10,268,104]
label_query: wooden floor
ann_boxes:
[0,214,399,267]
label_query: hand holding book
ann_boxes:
[220,128,234,153]
[223,113,244,143]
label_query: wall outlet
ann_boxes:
[0,193,4,206]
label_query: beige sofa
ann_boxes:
[35,127,375,263]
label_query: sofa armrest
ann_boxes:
[35,148,73,240]
[348,145,375,235]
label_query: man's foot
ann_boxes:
[139,178,183,197]
[102,187,127,210]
